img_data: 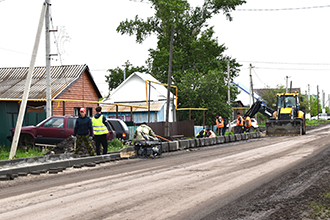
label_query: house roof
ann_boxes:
[0,64,101,99]
[104,72,175,103]
[102,100,166,113]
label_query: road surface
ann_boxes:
[1,124,330,220]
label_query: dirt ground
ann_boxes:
[203,124,330,220]
[1,123,330,220]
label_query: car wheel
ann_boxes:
[19,134,35,149]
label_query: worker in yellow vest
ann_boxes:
[216,114,224,136]
[92,106,109,155]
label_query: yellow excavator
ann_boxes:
[266,92,306,135]
[244,91,306,136]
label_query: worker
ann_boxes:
[205,128,216,137]
[222,117,227,136]
[133,122,158,155]
[196,129,207,138]
[92,106,109,155]
[216,114,224,136]
[133,122,158,142]
[73,108,95,156]
[244,116,252,133]
[236,112,244,134]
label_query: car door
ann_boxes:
[35,117,66,144]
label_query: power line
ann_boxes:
[255,67,330,71]
[127,0,330,12]
[239,60,330,65]
[236,5,330,11]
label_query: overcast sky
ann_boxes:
[1,0,330,106]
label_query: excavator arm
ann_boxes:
[243,100,275,119]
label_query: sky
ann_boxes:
[1,0,330,107]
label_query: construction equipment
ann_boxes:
[266,92,306,135]
[244,91,306,136]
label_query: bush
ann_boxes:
[108,139,124,152]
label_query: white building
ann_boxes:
[102,72,176,123]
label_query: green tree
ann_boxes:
[310,95,322,117]
[105,60,147,92]
[257,85,286,111]
[115,0,245,125]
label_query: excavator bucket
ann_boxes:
[266,119,303,136]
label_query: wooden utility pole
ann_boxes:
[317,85,319,120]
[9,3,47,159]
[165,26,174,137]
[249,64,254,105]
[45,0,52,118]
[227,58,231,133]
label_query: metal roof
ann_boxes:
[0,64,101,99]
[102,101,165,113]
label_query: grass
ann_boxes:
[306,119,329,126]
[0,147,44,161]
[0,139,127,161]
[308,192,330,219]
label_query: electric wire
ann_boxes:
[128,0,330,12]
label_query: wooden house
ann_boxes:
[0,64,102,146]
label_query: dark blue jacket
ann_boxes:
[74,115,93,136]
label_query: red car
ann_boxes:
[8,116,116,147]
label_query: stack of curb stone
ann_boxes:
[0,132,261,181]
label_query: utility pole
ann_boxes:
[317,85,319,119]
[322,90,325,112]
[9,3,47,159]
[249,64,254,106]
[308,84,311,119]
[165,26,174,137]
[285,76,288,93]
[227,58,231,134]
[45,0,52,118]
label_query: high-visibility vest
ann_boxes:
[216,116,224,128]
[196,129,206,138]
[245,116,252,127]
[208,130,216,137]
[236,115,243,126]
[92,115,108,135]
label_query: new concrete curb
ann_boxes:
[1,131,262,180]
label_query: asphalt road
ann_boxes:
[1,124,330,220]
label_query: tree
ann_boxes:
[114,0,245,124]
[105,60,147,93]
[258,85,286,110]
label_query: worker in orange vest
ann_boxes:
[205,128,216,137]
[244,116,252,133]
[236,112,244,134]
[215,114,224,136]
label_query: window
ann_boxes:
[74,107,93,117]
[74,107,80,116]
[44,117,64,128]
[68,118,77,129]
[86,108,92,117]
